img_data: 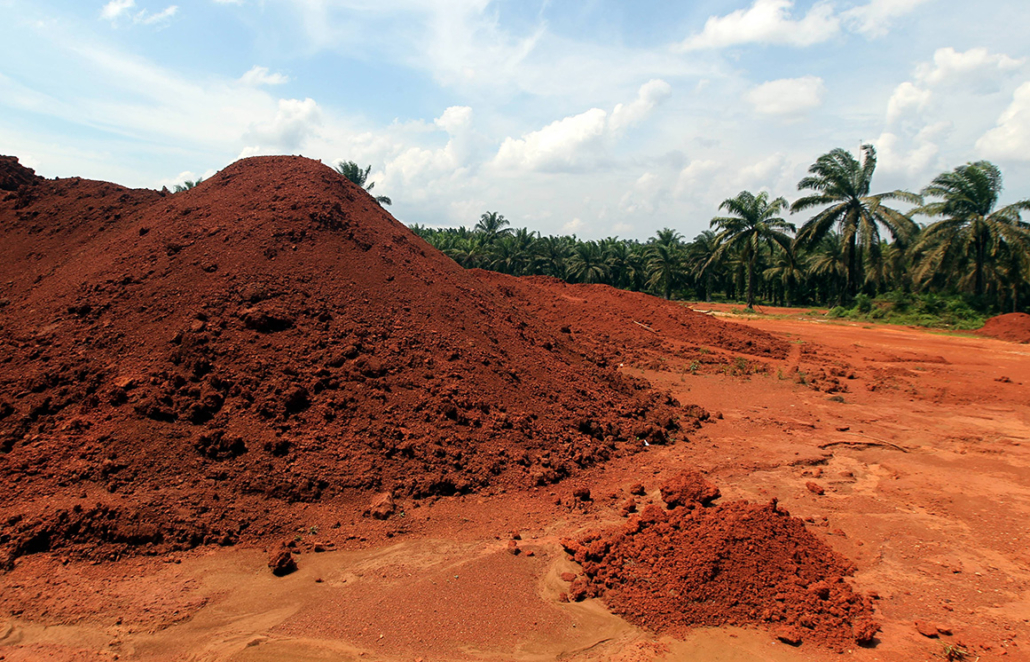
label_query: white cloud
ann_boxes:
[101,0,135,20]
[745,76,825,116]
[434,105,473,134]
[562,217,585,234]
[140,5,177,24]
[873,129,942,177]
[675,160,720,196]
[492,80,669,172]
[619,172,663,215]
[494,108,607,171]
[609,79,672,133]
[915,47,1025,89]
[244,98,322,152]
[101,0,177,25]
[678,0,839,51]
[842,0,933,38]
[976,81,1030,161]
[736,152,788,186]
[240,66,290,86]
[886,81,932,123]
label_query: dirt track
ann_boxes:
[3,310,1028,661]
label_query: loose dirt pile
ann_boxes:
[978,312,1030,343]
[0,155,698,568]
[562,470,878,651]
[472,271,790,372]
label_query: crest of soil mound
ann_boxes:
[561,471,878,651]
[0,155,700,567]
[979,313,1030,343]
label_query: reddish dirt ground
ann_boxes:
[2,156,1030,661]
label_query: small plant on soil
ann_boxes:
[940,642,969,661]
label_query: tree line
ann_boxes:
[407,145,1030,318]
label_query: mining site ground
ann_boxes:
[2,310,1028,662]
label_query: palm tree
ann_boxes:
[792,145,920,301]
[602,239,644,290]
[805,233,849,305]
[686,231,721,302]
[911,161,1030,298]
[474,211,513,243]
[335,161,392,206]
[709,190,795,309]
[645,242,686,300]
[534,235,573,279]
[567,241,609,284]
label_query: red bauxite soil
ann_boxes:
[472,270,790,370]
[979,312,1030,343]
[562,471,878,651]
[0,155,698,567]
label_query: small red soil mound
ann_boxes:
[561,485,877,650]
[0,155,695,568]
[978,313,1030,343]
[470,272,790,371]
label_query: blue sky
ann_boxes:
[2,0,1030,240]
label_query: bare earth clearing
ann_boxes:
[3,308,1029,662]
[2,156,1029,661]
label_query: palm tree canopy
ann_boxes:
[475,211,513,240]
[911,160,1030,296]
[335,161,391,205]
[708,190,795,307]
[792,145,921,248]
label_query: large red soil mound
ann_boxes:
[0,155,695,567]
[978,312,1030,343]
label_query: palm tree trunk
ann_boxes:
[846,234,858,301]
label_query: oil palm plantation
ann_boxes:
[335,161,392,206]
[792,145,919,301]
[709,190,795,309]
[911,161,1030,299]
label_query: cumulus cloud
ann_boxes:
[736,152,789,188]
[619,172,664,215]
[609,80,672,133]
[976,82,1030,161]
[873,129,943,177]
[240,66,290,86]
[842,0,933,38]
[886,81,932,123]
[434,105,473,134]
[494,108,607,171]
[675,160,720,196]
[745,76,825,116]
[243,98,322,152]
[678,0,839,51]
[915,47,1025,89]
[492,80,670,172]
